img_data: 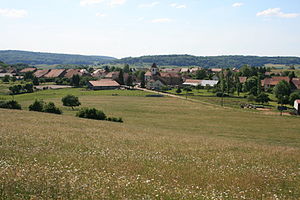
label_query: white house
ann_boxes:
[294,100,300,115]
[183,79,202,87]
[200,80,219,87]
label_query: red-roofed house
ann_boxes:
[44,69,66,78]
[20,68,37,73]
[88,79,120,90]
[34,69,50,78]
[292,78,300,90]
[261,77,290,90]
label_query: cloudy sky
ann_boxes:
[0,0,300,58]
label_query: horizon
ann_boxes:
[1,0,300,58]
[1,49,300,60]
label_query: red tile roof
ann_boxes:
[34,69,50,78]
[20,68,37,73]
[262,77,290,86]
[64,69,83,78]
[292,78,300,89]
[89,79,120,87]
[44,69,66,78]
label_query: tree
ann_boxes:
[71,74,80,87]
[244,76,259,96]
[118,69,124,85]
[123,64,130,73]
[289,92,300,106]
[76,108,106,120]
[195,69,207,79]
[126,75,133,87]
[29,100,44,112]
[24,83,34,93]
[9,85,22,95]
[0,100,22,110]
[273,80,291,104]
[3,75,10,82]
[33,77,39,86]
[138,71,146,88]
[62,95,81,110]
[255,93,270,104]
[24,72,34,81]
[44,102,62,114]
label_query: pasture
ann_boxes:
[0,87,300,199]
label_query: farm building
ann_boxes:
[44,69,66,78]
[146,79,165,90]
[64,69,89,79]
[200,80,219,87]
[261,77,290,89]
[19,68,37,73]
[294,100,300,115]
[34,69,50,78]
[183,79,202,87]
[88,79,120,90]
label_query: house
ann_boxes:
[44,69,66,78]
[88,79,121,90]
[294,100,300,115]
[146,79,165,90]
[239,77,247,84]
[190,67,203,73]
[161,68,181,73]
[291,78,300,90]
[0,73,14,78]
[160,72,183,86]
[92,69,107,78]
[104,72,120,80]
[64,69,89,79]
[180,68,190,73]
[200,80,219,87]
[34,69,50,78]
[261,77,290,90]
[183,79,202,87]
[210,68,222,73]
[20,68,37,73]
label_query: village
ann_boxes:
[1,62,300,115]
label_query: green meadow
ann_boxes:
[1,87,300,199]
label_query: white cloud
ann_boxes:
[257,8,299,18]
[170,3,186,9]
[96,12,107,17]
[151,18,172,23]
[139,2,159,8]
[80,0,104,6]
[0,8,28,18]
[232,2,243,8]
[109,0,126,7]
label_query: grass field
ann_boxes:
[1,87,300,199]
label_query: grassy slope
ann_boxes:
[1,89,300,199]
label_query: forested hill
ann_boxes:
[115,55,300,68]
[0,50,116,65]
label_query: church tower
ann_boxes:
[151,63,158,76]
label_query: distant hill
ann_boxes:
[0,50,116,65]
[115,55,300,68]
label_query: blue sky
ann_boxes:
[0,0,300,58]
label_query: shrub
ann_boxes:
[76,108,106,120]
[0,100,22,110]
[44,102,62,114]
[107,117,123,123]
[62,95,81,110]
[29,100,44,112]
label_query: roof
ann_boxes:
[64,69,83,78]
[105,72,119,78]
[183,79,202,86]
[160,72,181,78]
[180,68,190,73]
[20,68,37,73]
[89,79,120,87]
[145,71,152,76]
[292,78,300,89]
[210,68,222,72]
[200,80,219,86]
[239,77,247,83]
[44,69,66,78]
[34,69,50,78]
[262,77,290,86]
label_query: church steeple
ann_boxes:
[151,63,158,75]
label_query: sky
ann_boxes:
[0,0,300,58]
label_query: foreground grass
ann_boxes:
[1,90,300,199]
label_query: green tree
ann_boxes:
[244,76,259,96]
[29,100,44,112]
[273,80,291,105]
[195,69,207,79]
[44,102,62,114]
[123,64,130,73]
[255,93,270,104]
[9,85,22,94]
[118,69,124,85]
[71,74,81,87]
[3,75,10,82]
[289,92,300,106]
[24,83,34,93]
[176,88,182,94]
[76,108,106,120]
[62,95,81,110]
[24,72,34,81]
[126,75,133,87]
[33,77,39,86]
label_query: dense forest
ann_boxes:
[1,50,300,68]
[0,50,116,65]
[115,55,300,68]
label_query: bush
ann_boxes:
[29,100,44,112]
[107,117,123,123]
[44,102,62,114]
[62,95,81,110]
[0,100,22,110]
[76,108,106,120]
